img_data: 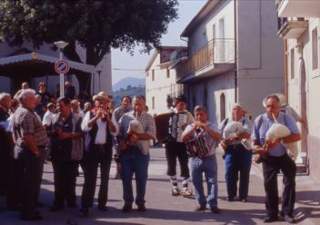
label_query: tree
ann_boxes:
[0,0,178,89]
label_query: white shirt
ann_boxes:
[42,111,56,126]
[95,118,107,144]
[81,111,118,145]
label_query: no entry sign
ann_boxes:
[54,60,70,74]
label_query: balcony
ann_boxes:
[277,17,308,39]
[175,39,235,83]
[276,0,320,18]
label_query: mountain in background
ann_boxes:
[112,77,145,91]
[112,77,145,106]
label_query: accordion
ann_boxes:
[185,134,210,158]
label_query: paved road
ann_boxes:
[0,148,319,225]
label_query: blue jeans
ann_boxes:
[224,144,252,199]
[189,155,218,208]
[120,146,150,206]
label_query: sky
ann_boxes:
[111,0,207,85]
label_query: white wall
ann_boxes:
[237,0,284,118]
[187,71,235,124]
[146,53,182,116]
[286,18,320,181]
[188,0,235,55]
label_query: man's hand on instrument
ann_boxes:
[265,139,281,150]
[253,145,268,156]
[128,131,139,143]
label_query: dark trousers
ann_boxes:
[52,160,78,207]
[120,146,149,206]
[165,141,190,178]
[0,134,12,195]
[81,144,112,209]
[6,157,22,209]
[262,154,296,217]
[15,146,42,216]
[224,144,252,199]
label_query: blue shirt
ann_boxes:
[252,112,299,157]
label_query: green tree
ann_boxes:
[0,0,178,90]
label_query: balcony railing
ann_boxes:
[176,39,235,78]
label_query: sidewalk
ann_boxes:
[0,147,319,225]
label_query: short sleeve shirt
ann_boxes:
[252,112,299,157]
[183,122,220,157]
[12,106,49,147]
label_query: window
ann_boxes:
[166,68,170,78]
[152,69,155,81]
[220,93,226,122]
[218,18,225,62]
[152,96,155,110]
[312,28,318,70]
[290,48,295,79]
[146,71,149,77]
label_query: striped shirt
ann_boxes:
[12,106,49,147]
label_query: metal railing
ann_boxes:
[176,39,235,78]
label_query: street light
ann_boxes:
[54,41,68,97]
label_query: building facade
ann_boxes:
[276,0,320,180]
[175,0,284,124]
[0,41,112,96]
[145,46,186,116]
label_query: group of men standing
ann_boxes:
[163,94,300,223]
[0,86,301,224]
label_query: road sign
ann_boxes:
[54,60,70,75]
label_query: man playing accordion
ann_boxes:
[182,106,221,213]
[165,96,194,197]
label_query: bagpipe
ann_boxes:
[221,120,252,152]
[254,113,298,163]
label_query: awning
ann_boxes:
[0,52,95,74]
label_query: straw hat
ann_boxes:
[93,91,108,102]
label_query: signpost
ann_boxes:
[54,41,69,97]
[54,59,70,97]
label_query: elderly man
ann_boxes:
[118,96,156,212]
[182,106,221,213]
[11,89,48,220]
[80,92,117,216]
[252,95,301,223]
[220,104,252,202]
[0,93,12,196]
